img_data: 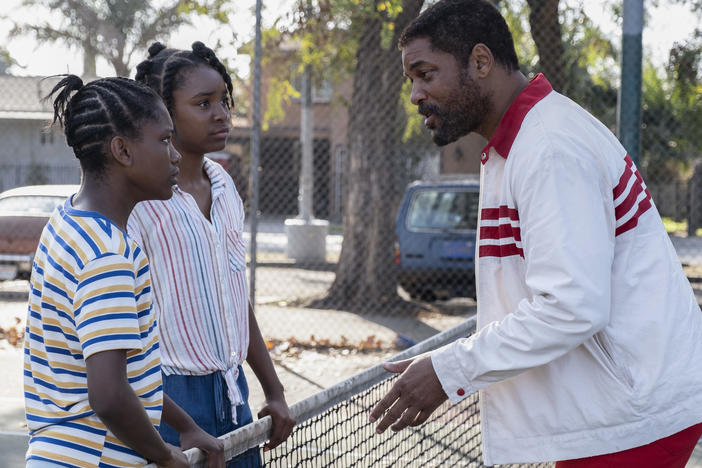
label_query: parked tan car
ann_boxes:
[0,184,79,281]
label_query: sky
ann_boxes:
[0,0,295,78]
[0,0,699,78]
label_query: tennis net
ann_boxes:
[164,316,553,467]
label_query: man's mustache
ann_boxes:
[418,103,441,117]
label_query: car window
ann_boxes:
[0,195,66,215]
[407,189,479,232]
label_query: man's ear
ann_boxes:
[470,43,494,78]
[109,136,134,168]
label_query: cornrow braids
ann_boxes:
[191,41,234,105]
[134,41,234,115]
[44,74,163,176]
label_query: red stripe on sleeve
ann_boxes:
[613,154,635,199]
[614,173,645,220]
[479,243,524,258]
[480,225,521,242]
[615,190,652,236]
[482,206,520,221]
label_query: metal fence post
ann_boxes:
[299,65,314,222]
[249,0,262,308]
[617,0,643,165]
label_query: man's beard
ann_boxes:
[420,71,491,147]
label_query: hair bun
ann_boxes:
[191,41,206,53]
[148,42,167,58]
[192,41,216,62]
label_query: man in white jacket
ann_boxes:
[369,0,702,466]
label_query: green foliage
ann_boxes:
[662,216,702,236]
[662,216,687,233]
[263,78,299,131]
[500,0,538,72]
[499,0,702,181]
[248,0,417,129]
[641,28,702,174]
[252,0,702,177]
[0,47,16,74]
[499,0,619,128]
[401,78,423,142]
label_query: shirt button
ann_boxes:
[480,152,488,162]
[457,388,465,396]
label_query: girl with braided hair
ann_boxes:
[129,42,295,466]
[23,75,225,467]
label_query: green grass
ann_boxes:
[328,224,343,235]
[663,217,688,234]
[662,217,702,236]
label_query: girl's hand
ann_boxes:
[156,443,189,468]
[258,397,296,451]
[180,426,225,467]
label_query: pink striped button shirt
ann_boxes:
[128,158,249,417]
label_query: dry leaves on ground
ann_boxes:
[0,316,24,347]
[266,334,393,359]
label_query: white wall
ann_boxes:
[0,118,79,191]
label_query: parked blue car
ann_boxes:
[395,178,480,301]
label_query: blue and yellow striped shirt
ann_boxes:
[24,198,162,467]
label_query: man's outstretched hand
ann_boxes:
[369,356,448,433]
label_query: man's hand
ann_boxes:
[180,426,225,467]
[369,356,448,433]
[258,396,295,451]
[156,443,189,468]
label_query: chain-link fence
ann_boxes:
[1,1,702,465]
[1,0,701,380]
[237,0,702,342]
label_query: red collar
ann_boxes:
[481,73,553,164]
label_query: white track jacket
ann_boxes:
[431,74,702,465]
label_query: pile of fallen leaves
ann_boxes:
[265,334,391,359]
[0,317,25,347]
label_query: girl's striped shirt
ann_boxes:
[24,198,162,467]
[127,158,250,419]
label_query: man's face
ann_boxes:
[402,37,491,146]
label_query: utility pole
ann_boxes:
[284,5,328,264]
[299,65,314,221]
[249,0,262,307]
[617,0,643,165]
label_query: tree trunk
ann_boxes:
[526,0,565,91]
[82,41,97,77]
[111,53,131,78]
[321,0,424,311]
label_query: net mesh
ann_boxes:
[264,383,483,467]
[174,319,553,468]
[262,383,488,467]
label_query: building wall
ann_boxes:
[0,119,79,191]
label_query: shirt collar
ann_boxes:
[481,73,553,164]
[203,157,227,195]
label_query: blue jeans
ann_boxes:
[160,367,262,468]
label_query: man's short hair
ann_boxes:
[398,0,520,72]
